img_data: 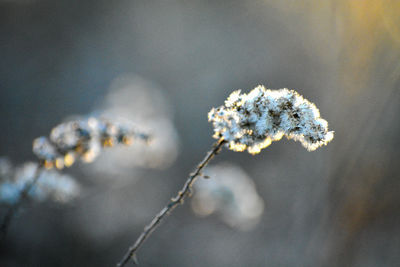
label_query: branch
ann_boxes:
[0,163,43,240]
[116,138,226,267]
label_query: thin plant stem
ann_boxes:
[116,138,226,267]
[0,163,43,240]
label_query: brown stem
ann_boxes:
[116,138,226,267]
[0,163,43,240]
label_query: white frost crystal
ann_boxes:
[208,85,334,154]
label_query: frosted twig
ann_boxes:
[116,138,226,267]
[0,163,43,240]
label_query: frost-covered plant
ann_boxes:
[117,85,334,266]
[208,85,334,154]
[33,116,150,170]
[0,115,150,237]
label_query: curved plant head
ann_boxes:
[208,85,334,154]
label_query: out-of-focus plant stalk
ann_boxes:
[0,163,43,240]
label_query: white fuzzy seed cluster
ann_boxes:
[208,86,334,154]
[33,117,150,170]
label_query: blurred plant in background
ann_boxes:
[0,115,151,237]
[192,162,264,231]
[0,158,79,204]
[33,116,150,169]
[86,75,179,176]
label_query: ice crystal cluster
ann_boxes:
[32,117,150,170]
[191,163,264,231]
[208,86,334,154]
[0,158,79,204]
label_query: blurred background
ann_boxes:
[0,0,399,266]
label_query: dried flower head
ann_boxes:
[208,85,334,154]
[33,117,150,169]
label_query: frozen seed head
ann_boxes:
[208,85,334,154]
[33,117,150,169]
